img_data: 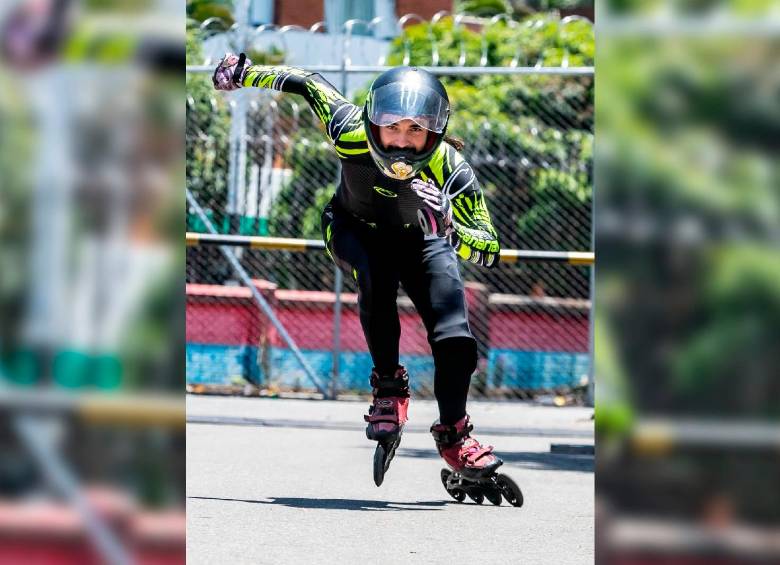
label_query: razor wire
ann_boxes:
[185,13,593,402]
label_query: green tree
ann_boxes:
[187,0,234,26]
[383,15,593,296]
[0,72,34,370]
[186,27,232,231]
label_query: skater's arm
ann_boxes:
[423,144,500,268]
[213,53,358,145]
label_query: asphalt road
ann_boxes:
[187,395,594,565]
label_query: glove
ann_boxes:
[450,232,500,268]
[411,179,452,238]
[212,52,250,91]
[0,0,71,69]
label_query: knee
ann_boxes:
[432,337,477,376]
[354,268,374,312]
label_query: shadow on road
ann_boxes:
[188,495,449,511]
[395,447,594,473]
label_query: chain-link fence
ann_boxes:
[185,14,593,402]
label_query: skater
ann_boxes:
[213,54,521,503]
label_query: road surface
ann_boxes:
[187,395,594,564]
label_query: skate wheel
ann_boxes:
[440,469,466,503]
[496,474,524,507]
[373,444,387,487]
[467,490,484,505]
[484,486,502,506]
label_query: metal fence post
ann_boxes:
[227,0,249,233]
[331,268,343,399]
[15,416,133,565]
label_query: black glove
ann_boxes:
[411,179,452,238]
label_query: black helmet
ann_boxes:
[363,67,450,180]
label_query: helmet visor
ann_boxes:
[367,81,449,133]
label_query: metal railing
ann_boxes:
[186,232,594,265]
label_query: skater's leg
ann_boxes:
[322,206,401,375]
[399,236,476,424]
[322,207,409,456]
[348,250,408,437]
[431,337,476,425]
[399,236,473,346]
[400,237,501,477]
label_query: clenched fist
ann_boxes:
[212,52,251,91]
[411,178,452,238]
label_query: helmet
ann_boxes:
[363,67,450,180]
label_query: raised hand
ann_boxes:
[212,52,250,91]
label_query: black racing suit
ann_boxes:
[240,66,501,423]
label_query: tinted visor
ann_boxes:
[368,81,449,133]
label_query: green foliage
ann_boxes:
[0,72,33,355]
[598,40,779,230]
[518,169,591,250]
[456,0,512,17]
[598,38,780,418]
[186,29,231,227]
[269,134,339,237]
[301,186,338,239]
[387,15,592,68]
[383,15,593,296]
[84,0,153,12]
[247,46,285,66]
[187,0,234,26]
[673,246,780,416]
[458,0,592,21]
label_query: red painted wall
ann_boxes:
[186,283,589,353]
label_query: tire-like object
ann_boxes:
[484,486,502,506]
[451,488,466,502]
[383,440,397,472]
[373,444,387,487]
[440,469,466,503]
[496,474,524,507]
[467,490,485,505]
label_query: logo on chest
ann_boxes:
[391,161,414,179]
[373,186,398,198]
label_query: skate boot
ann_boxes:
[431,415,523,507]
[364,366,409,486]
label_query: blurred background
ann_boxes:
[185,0,595,403]
[0,0,184,563]
[595,0,780,563]
[15,0,778,561]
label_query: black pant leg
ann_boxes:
[322,208,401,375]
[400,236,478,424]
[400,236,474,345]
